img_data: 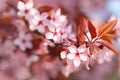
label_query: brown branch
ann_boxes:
[96,41,120,55]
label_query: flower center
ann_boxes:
[53,31,57,35]
[38,21,43,25]
[76,53,79,56]
[24,9,29,14]
[22,39,26,43]
[52,17,56,22]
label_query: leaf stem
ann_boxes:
[84,32,90,42]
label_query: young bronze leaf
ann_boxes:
[38,6,53,13]
[0,16,12,23]
[100,35,113,45]
[88,20,97,39]
[96,41,120,55]
[0,29,6,41]
[98,20,117,38]
[0,17,17,39]
[76,16,86,44]
[103,33,116,39]
[31,32,44,40]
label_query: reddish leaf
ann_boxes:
[76,16,87,44]
[77,16,86,35]
[98,20,117,38]
[100,35,113,45]
[100,32,116,45]
[88,20,97,39]
[38,6,53,13]
[0,17,17,39]
[31,32,43,40]
[0,16,12,23]
[31,32,44,49]
[0,30,6,41]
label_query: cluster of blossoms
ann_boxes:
[13,19,33,51]
[16,0,120,72]
[1,0,120,80]
[17,0,76,44]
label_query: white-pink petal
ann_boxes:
[66,25,72,33]
[40,12,48,20]
[60,51,67,59]
[67,53,75,60]
[17,1,25,10]
[43,19,49,26]
[29,24,36,31]
[13,39,20,45]
[59,15,67,22]
[55,8,61,16]
[73,57,81,67]
[62,34,68,39]
[80,54,88,61]
[17,11,24,17]
[48,24,55,32]
[19,44,26,51]
[53,34,61,43]
[26,0,33,10]
[45,32,54,39]
[68,45,77,53]
[78,45,86,53]
[29,8,39,16]
[37,25,45,33]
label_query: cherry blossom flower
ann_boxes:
[50,8,68,28]
[60,24,77,43]
[60,44,89,67]
[17,0,35,19]
[29,12,49,33]
[45,25,63,43]
[13,31,33,51]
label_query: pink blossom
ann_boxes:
[60,45,89,67]
[29,12,49,33]
[13,31,33,51]
[17,0,35,19]
[45,25,62,43]
[50,8,68,28]
[61,24,77,43]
